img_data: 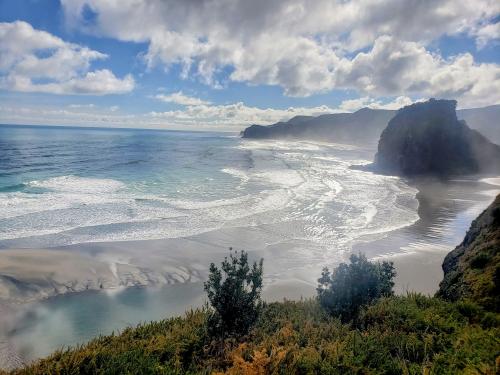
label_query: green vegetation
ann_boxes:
[317,253,395,322]
[438,194,500,312]
[9,295,499,374]
[204,249,263,338]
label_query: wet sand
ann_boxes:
[356,176,500,294]
[0,176,498,304]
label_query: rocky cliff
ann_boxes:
[373,99,500,177]
[242,108,395,146]
[437,194,500,311]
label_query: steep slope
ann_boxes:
[242,108,395,146]
[438,194,500,311]
[373,99,500,177]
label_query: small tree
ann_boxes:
[317,253,396,322]
[204,249,264,338]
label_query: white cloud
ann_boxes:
[1,95,420,131]
[155,91,211,106]
[337,96,418,112]
[0,21,135,95]
[334,36,500,108]
[473,22,500,49]
[149,102,338,127]
[0,105,136,127]
[68,103,95,109]
[60,0,500,105]
[0,101,339,130]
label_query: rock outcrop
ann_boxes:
[373,99,500,177]
[242,108,395,146]
[437,194,500,311]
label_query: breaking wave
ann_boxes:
[0,139,420,257]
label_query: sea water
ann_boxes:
[0,124,419,250]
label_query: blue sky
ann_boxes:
[0,0,499,130]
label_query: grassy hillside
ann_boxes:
[8,296,499,374]
[438,194,500,311]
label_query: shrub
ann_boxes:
[204,249,264,338]
[317,253,396,322]
[470,252,491,269]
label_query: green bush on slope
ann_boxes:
[11,296,499,374]
[317,253,396,322]
[204,249,263,339]
[438,194,500,312]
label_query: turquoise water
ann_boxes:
[0,125,249,247]
[0,124,420,251]
[8,283,205,360]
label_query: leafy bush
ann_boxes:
[470,252,491,269]
[204,249,264,338]
[317,253,396,322]
[13,297,500,375]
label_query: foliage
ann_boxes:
[204,249,264,339]
[10,297,500,374]
[317,253,396,321]
[438,194,500,312]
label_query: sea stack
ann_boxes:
[373,99,500,177]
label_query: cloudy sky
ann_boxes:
[0,0,499,131]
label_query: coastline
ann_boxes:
[1,175,498,305]
[1,175,499,369]
[356,175,500,294]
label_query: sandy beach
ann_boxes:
[0,176,499,368]
[1,176,499,305]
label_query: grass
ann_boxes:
[8,294,499,374]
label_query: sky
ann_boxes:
[0,0,499,131]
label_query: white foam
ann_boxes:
[480,177,500,187]
[221,168,250,184]
[0,144,420,253]
[0,176,127,219]
[169,194,252,211]
[254,169,304,187]
[28,175,125,194]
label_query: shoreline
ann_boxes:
[1,175,499,369]
[1,175,498,305]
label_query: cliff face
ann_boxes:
[437,194,500,311]
[373,99,500,177]
[242,108,395,146]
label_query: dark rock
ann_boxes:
[373,99,500,177]
[242,108,395,146]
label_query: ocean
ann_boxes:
[0,124,419,253]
